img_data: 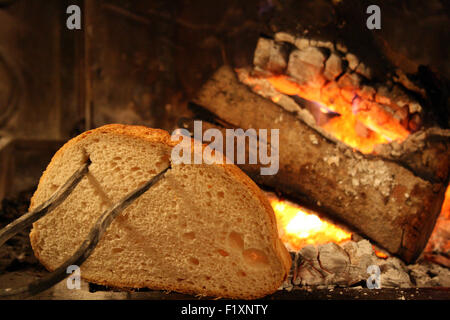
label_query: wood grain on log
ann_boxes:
[191,66,449,263]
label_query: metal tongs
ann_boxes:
[0,158,170,299]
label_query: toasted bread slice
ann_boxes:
[29,124,291,299]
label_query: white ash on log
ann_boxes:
[373,128,450,182]
[190,65,449,263]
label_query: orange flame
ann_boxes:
[268,195,352,251]
[265,75,410,153]
[373,246,389,259]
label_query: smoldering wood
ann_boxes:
[190,65,449,263]
[237,67,450,182]
[248,36,425,138]
[248,33,449,173]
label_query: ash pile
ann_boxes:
[280,239,450,291]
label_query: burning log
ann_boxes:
[190,65,449,263]
[245,36,428,154]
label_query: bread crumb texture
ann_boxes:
[29,124,291,299]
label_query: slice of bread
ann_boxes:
[29,124,291,299]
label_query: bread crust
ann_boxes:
[29,124,291,299]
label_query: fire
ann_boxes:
[322,115,388,154]
[373,246,389,259]
[269,194,394,257]
[268,195,352,251]
[263,75,410,153]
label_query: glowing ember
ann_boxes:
[268,195,352,250]
[373,246,389,259]
[271,95,281,103]
[259,74,410,153]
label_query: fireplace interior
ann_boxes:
[0,0,449,300]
